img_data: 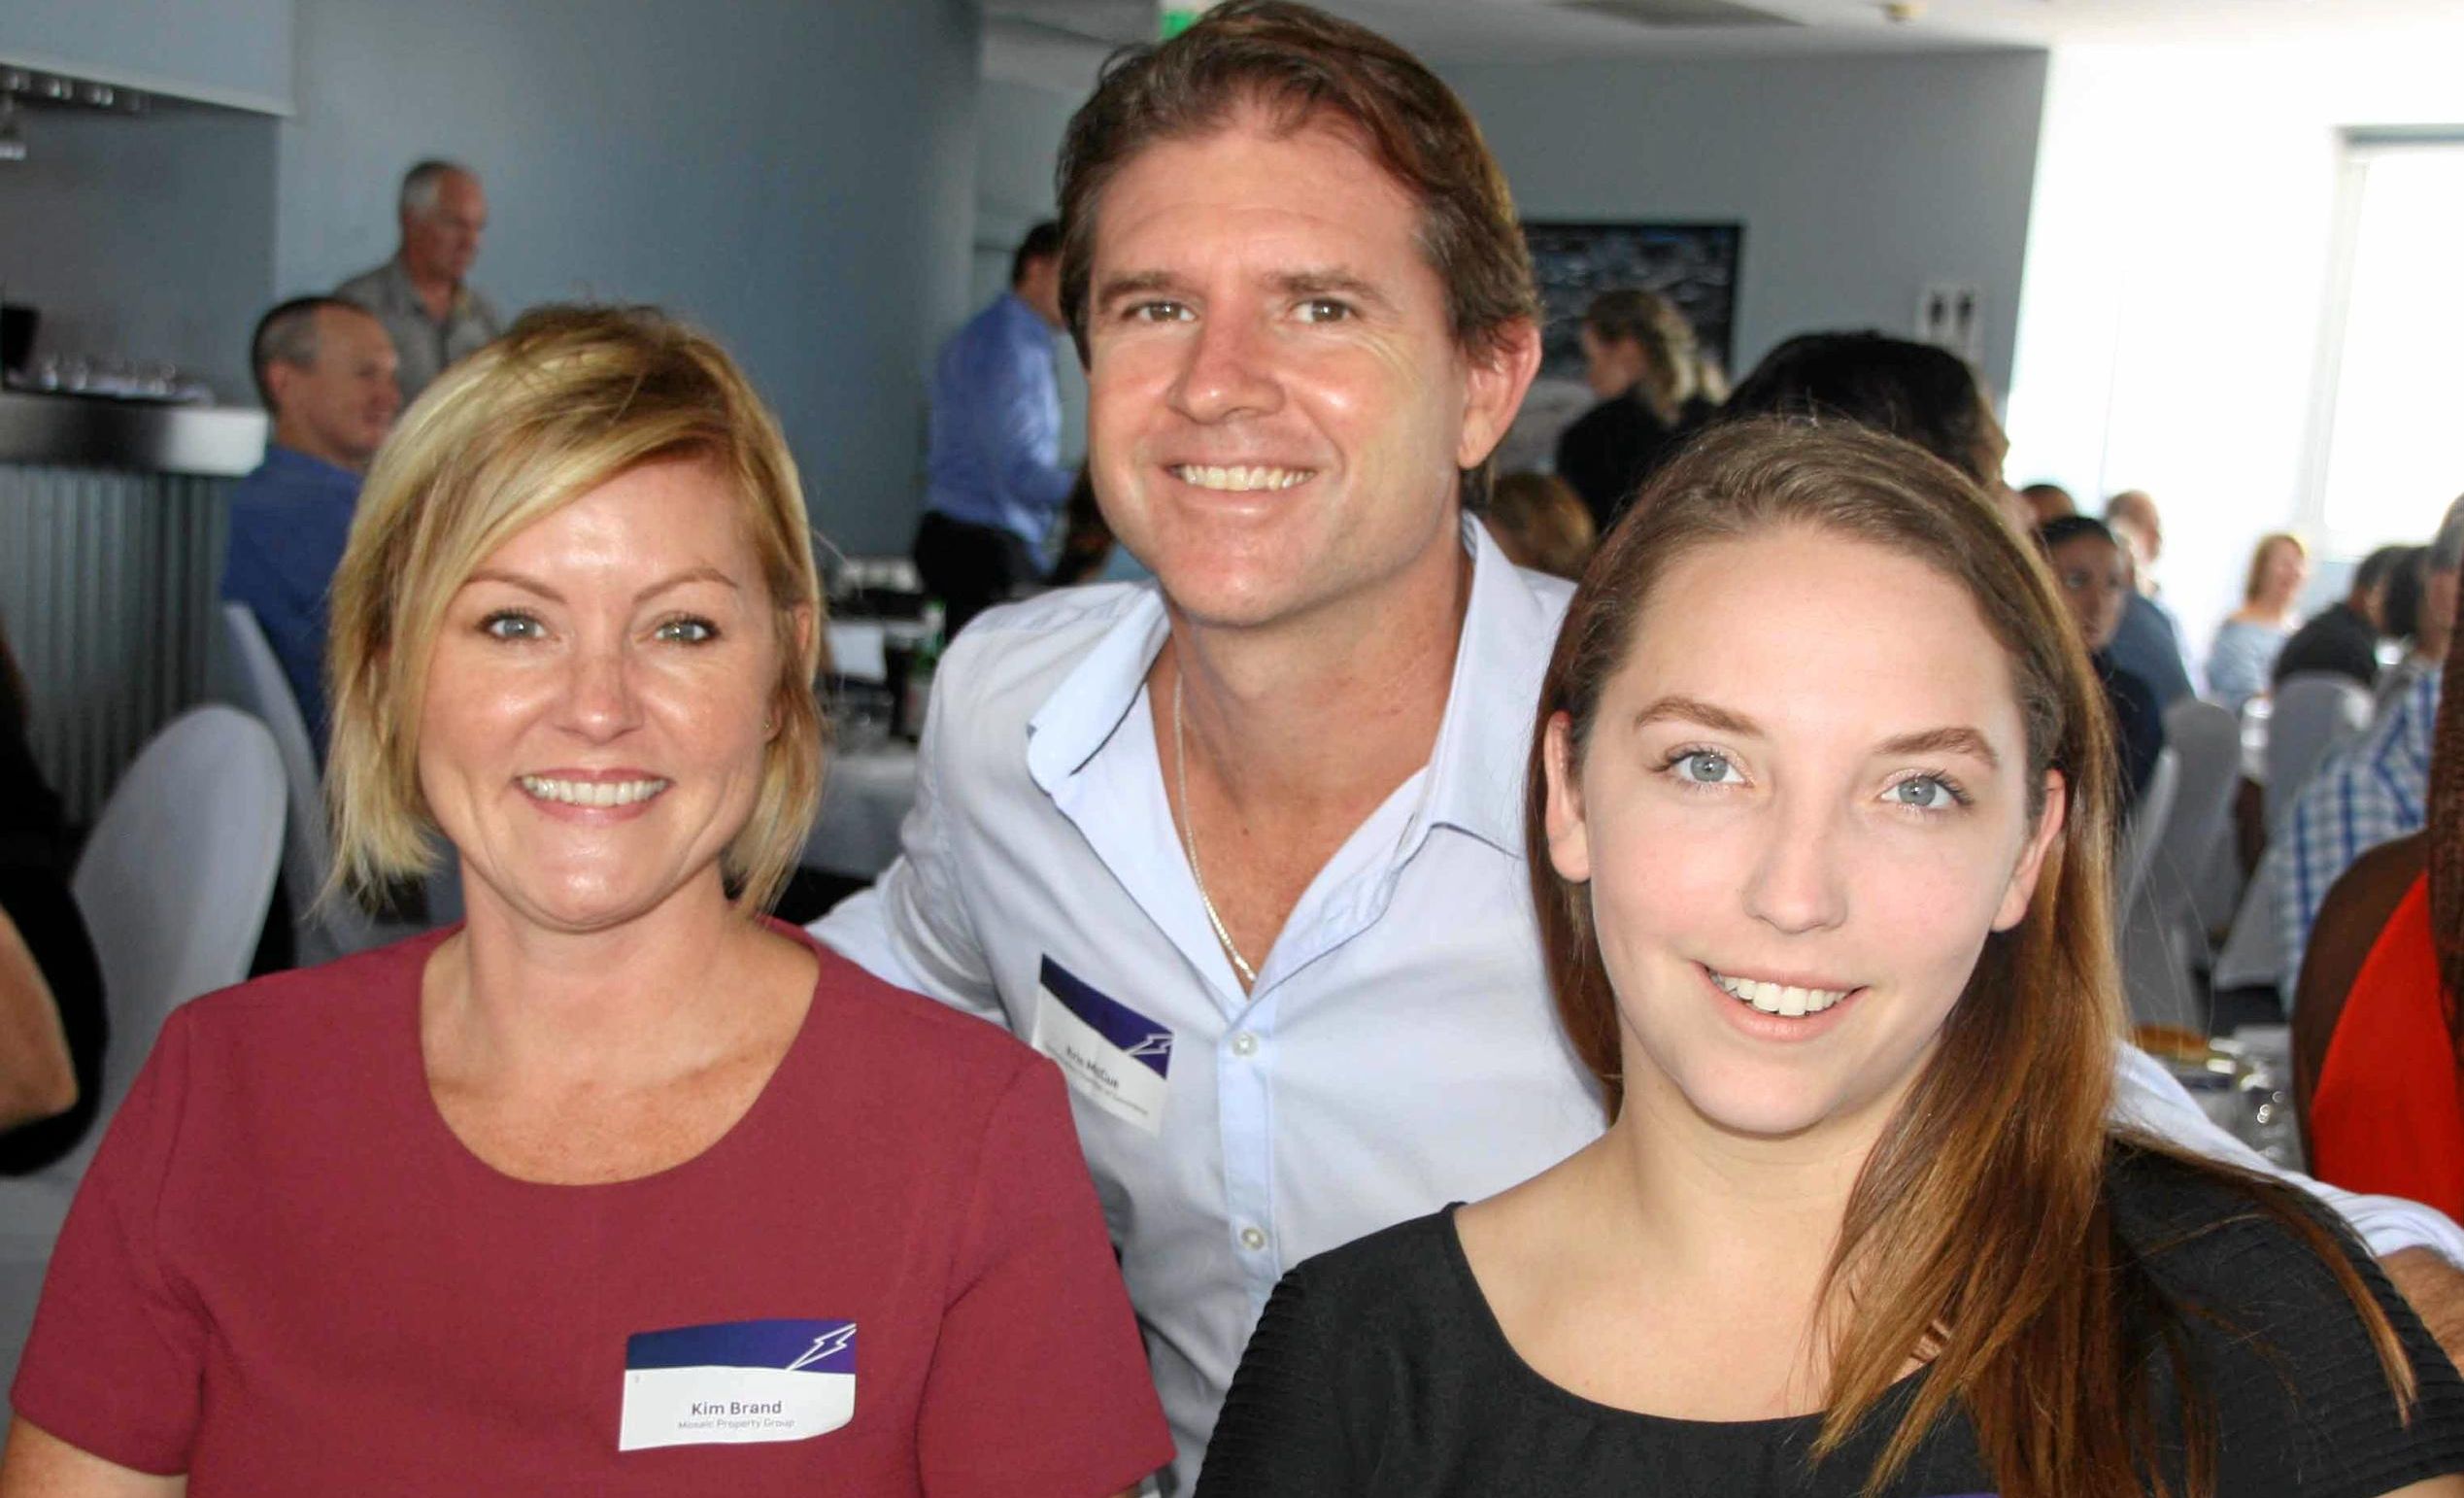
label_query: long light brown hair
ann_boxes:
[1526,417,2413,1497]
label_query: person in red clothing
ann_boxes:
[2297,625,2464,1221]
[1,307,1167,1497]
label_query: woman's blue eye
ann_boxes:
[1890,775,1956,810]
[482,611,544,640]
[656,618,718,644]
[1677,751,1738,785]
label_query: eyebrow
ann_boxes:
[1090,267,1399,315]
[1631,696,2002,769]
[1268,270,1396,314]
[1629,695,1763,737]
[1877,726,2002,769]
[461,564,741,605]
[1092,270,1184,311]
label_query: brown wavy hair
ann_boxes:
[1052,2,1537,501]
[1525,417,2414,1496]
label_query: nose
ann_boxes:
[556,635,644,743]
[1168,312,1281,425]
[1741,793,1850,936]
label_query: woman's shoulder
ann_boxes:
[167,929,440,1051]
[793,928,1054,1090]
[2110,1142,2464,1493]
[1276,1209,1483,1345]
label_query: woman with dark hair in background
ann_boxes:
[1200,420,2464,1498]
[1718,328,2035,535]
[1552,289,1713,529]
[0,623,105,1175]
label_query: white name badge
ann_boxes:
[619,1318,856,1452]
[1030,957,1173,1137]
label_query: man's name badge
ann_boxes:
[1031,956,1172,1137]
[618,1317,857,1451]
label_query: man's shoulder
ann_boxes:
[332,261,397,307]
[928,583,1157,739]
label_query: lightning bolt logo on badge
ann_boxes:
[785,1324,859,1373]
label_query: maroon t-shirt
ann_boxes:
[13,925,1170,1495]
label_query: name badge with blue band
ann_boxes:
[618,1317,857,1451]
[1032,957,1173,1136]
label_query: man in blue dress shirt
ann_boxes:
[913,221,1077,635]
[220,296,400,748]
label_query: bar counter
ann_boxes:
[0,391,267,476]
[2,392,270,819]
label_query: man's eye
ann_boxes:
[482,611,544,641]
[1298,298,1353,323]
[1130,301,1192,323]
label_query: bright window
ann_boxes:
[2308,138,2464,550]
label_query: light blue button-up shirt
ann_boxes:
[817,521,2464,1494]
[923,291,1077,557]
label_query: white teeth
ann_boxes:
[1710,970,1851,1017]
[1172,464,1310,493]
[520,775,669,807]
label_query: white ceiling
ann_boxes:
[985,0,2464,87]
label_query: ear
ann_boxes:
[1542,710,1593,885]
[1990,768,2066,932]
[1456,317,1544,472]
[262,358,304,415]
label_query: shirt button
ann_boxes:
[1231,1031,1259,1057]
[1239,1225,1267,1252]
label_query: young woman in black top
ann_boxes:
[1199,420,2464,1498]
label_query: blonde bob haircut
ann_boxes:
[324,304,827,916]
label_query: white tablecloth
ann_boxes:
[800,738,919,880]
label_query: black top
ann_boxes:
[1198,1147,2464,1498]
[2276,601,2383,692]
[1554,393,1712,531]
[2096,649,2169,816]
[0,656,106,1175]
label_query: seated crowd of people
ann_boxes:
[5,3,2464,1495]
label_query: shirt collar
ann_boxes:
[385,255,469,322]
[1024,517,1568,859]
[1418,518,1569,856]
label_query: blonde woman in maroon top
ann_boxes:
[3,308,1165,1497]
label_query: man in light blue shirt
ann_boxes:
[819,7,2464,1489]
[220,296,400,747]
[914,221,1077,635]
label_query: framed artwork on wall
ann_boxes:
[1521,221,1744,382]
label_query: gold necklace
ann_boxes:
[1172,671,1259,988]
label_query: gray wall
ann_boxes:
[1441,50,2050,392]
[275,0,983,556]
[0,105,279,400]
